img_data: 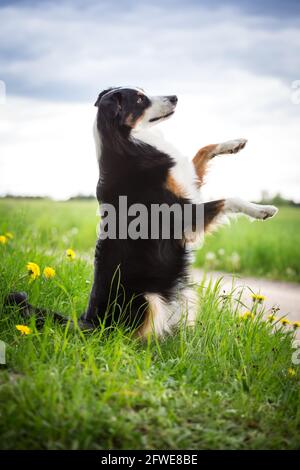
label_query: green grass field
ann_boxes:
[0,198,299,449]
[195,205,300,282]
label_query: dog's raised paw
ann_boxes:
[255,205,278,220]
[217,138,248,156]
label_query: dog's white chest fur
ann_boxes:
[132,127,202,204]
[94,118,201,204]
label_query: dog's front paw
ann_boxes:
[217,138,248,155]
[254,205,278,220]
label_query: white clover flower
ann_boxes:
[286,267,295,277]
[205,251,216,261]
[229,252,240,269]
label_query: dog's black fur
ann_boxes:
[5,87,223,334]
[84,88,191,330]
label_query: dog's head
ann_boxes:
[94,87,178,132]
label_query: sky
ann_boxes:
[0,0,299,201]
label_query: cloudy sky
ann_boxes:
[0,0,299,201]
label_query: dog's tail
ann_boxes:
[4,292,94,331]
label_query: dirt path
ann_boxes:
[192,269,300,338]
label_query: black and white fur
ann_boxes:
[82,87,277,337]
[6,87,278,338]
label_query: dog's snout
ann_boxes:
[167,95,178,105]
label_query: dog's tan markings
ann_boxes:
[204,199,225,232]
[192,144,218,187]
[136,305,153,338]
[136,295,160,338]
[136,294,170,339]
[193,139,247,188]
[165,173,187,198]
[125,113,135,127]
[125,111,146,129]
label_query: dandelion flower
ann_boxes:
[26,262,41,280]
[292,321,300,329]
[16,324,32,335]
[280,317,291,326]
[230,252,240,269]
[239,311,255,321]
[287,367,296,377]
[252,293,265,303]
[43,266,56,279]
[268,314,276,323]
[0,235,8,244]
[5,232,14,239]
[66,248,76,260]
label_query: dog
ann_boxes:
[6,87,278,338]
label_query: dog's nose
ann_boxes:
[167,95,178,105]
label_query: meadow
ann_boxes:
[195,205,300,283]
[0,198,299,449]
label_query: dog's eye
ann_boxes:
[137,97,143,104]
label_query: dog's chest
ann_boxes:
[132,128,202,204]
[94,120,202,204]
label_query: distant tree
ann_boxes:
[0,194,50,200]
[68,194,96,201]
[259,191,300,207]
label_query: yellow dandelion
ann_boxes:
[0,235,8,244]
[43,266,56,279]
[26,261,41,280]
[16,324,32,335]
[280,317,291,326]
[292,321,300,329]
[252,294,265,303]
[239,311,255,321]
[66,248,76,260]
[5,232,14,239]
[268,314,276,323]
[287,367,296,377]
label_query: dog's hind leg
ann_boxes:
[222,198,278,221]
[4,292,72,328]
[192,138,247,187]
[4,290,97,331]
[185,198,278,237]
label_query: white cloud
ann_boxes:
[0,0,299,200]
[0,97,97,199]
[1,1,300,96]
[1,71,299,201]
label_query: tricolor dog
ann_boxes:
[7,87,278,337]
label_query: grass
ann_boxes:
[195,206,300,282]
[0,198,299,449]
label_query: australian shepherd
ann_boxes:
[6,87,278,338]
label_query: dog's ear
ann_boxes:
[94,88,115,107]
[95,89,124,123]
